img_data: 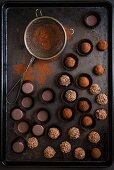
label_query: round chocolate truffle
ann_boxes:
[21,96,33,109]
[68,127,80,139]
[96,93,108,105]
[74,147,85,160]
[91,148,101,159]
[11,108,24,121]
[22,81,34,94]
[64,89,77,102]
[37,110,49,122]
[82,115,93,127]
[88,131,100,144]
[27,137,38,149]
[78,76,89,88]
[32,124,44,136]
[94,64,104,76]
[60,141,71,154]
[97,40,108,51]
[95,109,107,120]
[89,84,101,95]
[12,140,25,153]
[17,121,29,134]
[59,74,71,87]
[44,146,56,158]
[64,56,76,68]
[80,42,91,54]
[62,108,73,120]
[41,89,54,102]
[78,100,90,112]
[48,127,60,139]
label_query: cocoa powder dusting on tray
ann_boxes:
[64,26,73,41]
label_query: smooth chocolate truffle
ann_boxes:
[82,116,93,127]
[97,40,108,51]
[22,81,34,94]
[78,76,89,88]
[85,15,98,27]
[64,90,77,102]
[11,108,24,121]
[78,100,90,112]
[89,84,101,95]
[88,131,100,144]
[42,89,54,102]
[48,127,60,139]
[59,74,71,86]
[64,56,76,68]
[62,108,73,119]
[27,137,38,149]
[21,96,33,109]
[80,42,91,54]
[74,147,85,160]
[94,64,104,76]
[17,121,29,134]
[95,109,107,120]
[60,141,71,154]
[32,124,44,136]
[68,127,80,139]
[96,93,108,105]
[37,110,49,122]
[12,140,25,153]
[91,148,101,159]
[44,146,56,158]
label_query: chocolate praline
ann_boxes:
[20,96,33,109]
[41,88,55,103]
[81,115,93,127]
[62,107,73,120]
[21,81,34,94]
[32,124,44,136]
[36,109,49,122]
[11,108,24,121]
[78,99,91,112]
[84,12,100,28]
[15,121,29,134]
[91,148,101,159]
[12,139,25,153]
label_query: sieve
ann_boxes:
[6,10,67,104]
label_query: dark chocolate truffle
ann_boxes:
[74,147,85,160]
[80,42,91,54]
[64,89,77,102]
[78,100,90,112]
[12,140,25,153]
[60,141,71,154]
[22,81,34,94]
[97,40,108,51]
[48,127,60,139]
[88,131,100,144]
[41,89,54,102]
[91,148,101,159]
[78,76,89,88]
[82,115,93,127]
[37,110,49,122]
[44,146,56,158]
[11,108,24,121]
[27,137,38,149]
[64,56,76,68]
[94,64,104,76]
[17,121,29,134]
[59,74,71,86]
[32,124,44,136]
[62,108,73,119]
[21,96,33,109]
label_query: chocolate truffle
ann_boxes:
[32,124,44,136]
[85,15,98,27]
[12,140,25,153]
[64,90,77,102]
[64,56,76,68]
[94,64,104,76]
[68,127,80,139]
[78,76,89,88]
[44,146,56,158]
[62,108,73,119]
[74,147,85,160]
[88,131,100,144]
[82,116,93,127]
[21,96,33,109]
[80,42,91,54]
[37,110,49,122]
[27,137,38,149]
[97,40,108,51]
[11,108,24,121]
[91,148,101,159]
[96,93,108,105]
[60,141,71,154]
[17,121,29,134]
[59,74,71,86]
[41,89,54,102]
[89,84,101,95]
[95,109,107,120]
[78,100,90,112]
[22,81,34,94]
[48,127,60,139]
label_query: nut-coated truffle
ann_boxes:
[96,93,108,105]
[65,90,77,102]
[68,127,80,139]
[78,100,90,112]
[97,40,108,51]
[64,56,76,68]
[94,64,104,76]
[59,74,71,86]
[82,116,93,127]
[27,137,38,149]
[62,108,73,119]
[88,131,100,144]
[60,141,71,153]
[89,84,101,95]
[95,109,107,120]
[91,148,101,159]
[44,146,56,158]
[48,127,60,139]
[80,42,91,54]
[74,147,85,160]
[78,76,89,88]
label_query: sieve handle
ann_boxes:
[35,9,43,18]
[6,57,35,104]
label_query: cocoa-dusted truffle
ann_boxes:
[48,127,60,139]
[60,141,71,153]
[27,137,38,149]
[62,108,73,119]
[91,148,101,159]
[80,42,91,54]
[59,74,71,86]
[97,40,108,51]
[78,76,89,88]
[64,56,76,68]
[74,147,85,160]
[82,115,93,127]
[94,64,104,76]
[68,127,80,139]
[78,100,90,112]
[96,93,108,105]
[89,84,101,95]
[44,146,56,158]
[95,109,107,120]
[64,89,77,102]
[88,131,100,144]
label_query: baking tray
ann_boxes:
[0,0,113,167]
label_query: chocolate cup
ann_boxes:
[12,138,26,154]
[32,124,45,136]
[10,107,24,121]
[61,89,78,104]
[77,97,92,113]
[80,114,96,130]
[35,108,50,123]
[58,106,75,121]
[76,39,93,56]
[39,88,55,103]
[21,80,35,95]
[19,96,34,110]
[63,53,78,70]
[76,73,93,89]
[14,120,30,135]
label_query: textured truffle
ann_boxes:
[74,147,85,160]
[91,148,101,159]
[78,100,90,112]
[95,109,107,120]
[48,127,60,139]
[96,93,108,105]
[62,108,73,119]
[80,42,91,54]
[59,74,71,86]
[82,116,93,127]
[94,64,104,76]
[78,76,89,88]
[68,127,80,139]
[27,137,38,149]
[65,90,77,102]
[88,131,100,144]
[64,56,76,68]
[44,146,56,158]
[97,40,108,51]
[89,84,101,95]
[60,141,71,153]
